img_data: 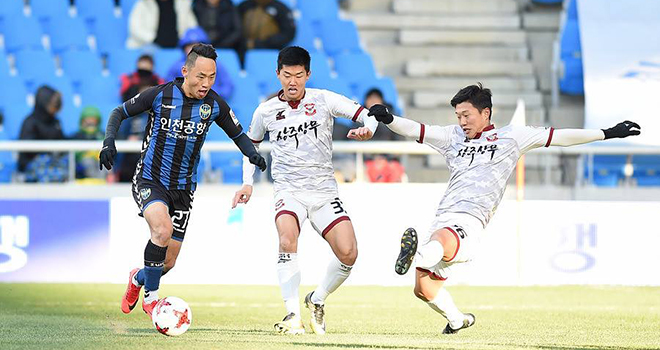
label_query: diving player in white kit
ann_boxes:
[232,46,378,334]
[367,83,641,334]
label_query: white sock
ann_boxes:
[311,257,353,305]
[277,252,301,316]
[426,288,465,329]
[416,239,444,270]
[143,290,159,304]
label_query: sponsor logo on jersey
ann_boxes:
[457,144,498,166]
[199,104,212,120]
[140,188,151,200]
[275,121,320,148]
[162,104,177,109]
[229,109,240,126]
[275,199,285,211]
[276,110,285,120]
[159,118,208,140]
[486,133,498,142]
[130,93,140,104]
[304,103,316,116]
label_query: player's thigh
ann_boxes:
[143,202,173,244]
[274,192,307,248]
[429,228,460,262]
[414,268,446,301]
[309,196,356,262]
[323,220,357,265]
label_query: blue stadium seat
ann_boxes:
[334,52,378,89]
[92,15,127,55]
[210,151,244,184]
[107,48,142,76]
[79,75,122,106]
[216,49,242,79]
[560,19,581,59]
[14,50,57,86]
[0,102,31,140]
[75,0,116,23]
[60,50,104,86]
[319,19,361,56]
[0,0,24,25]
[245,49,280,94]
[291,19,318,52]
[0,75,29,108]
[308,76,354,100]
[30,0,70,26]
[632,155,660,187]
[532,0,563,4]
[566,0,578,20]
[120,0,139,17]
[0,145,16,183]
[559,19,583,95]
[154,48,182,78]
[228,75,261,126]
[48,15,90,53]
[308,52,333,85]
[0,52,10,77]
[297,0,338,23]
[58,103,82,137]
[2,15,44,52]
[584,155,626,187]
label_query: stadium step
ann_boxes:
[412,91,543,108]
[405,107,545,126]
[367,45,529,76]
[406,60,535,77]
[393,0,518,15]
[399,30,527,46]
[394,76,538,93]
[349,13,521,30]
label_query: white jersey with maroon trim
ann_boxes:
[418,123,554,227]
[246,88,373,194]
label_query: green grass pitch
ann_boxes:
[0,284,659,349]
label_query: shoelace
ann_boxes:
[313,304,324,325]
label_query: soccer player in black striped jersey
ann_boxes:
[99,44,267,320]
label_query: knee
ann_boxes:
[336,245,357,266]
[413,285,433,302]
[278,232,298,252]
[150,221,173,245]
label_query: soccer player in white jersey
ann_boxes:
[231,46,378,334]
[367,83,640,334]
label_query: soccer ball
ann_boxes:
[152,296,193,336]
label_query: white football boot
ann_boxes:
[304,292,326,335]
[274,312,305,335]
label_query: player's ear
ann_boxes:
[181,65,188,78]
[482,107,491,121]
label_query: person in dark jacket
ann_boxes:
[193,0,242,50]
[237,0,295,50]
[18,85,64,172]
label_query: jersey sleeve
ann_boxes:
[214,98,243,140]
[509,125,554,154]
[387,116,454,150]
[245,106,266,143]
[121,85,161,117]
[323,90,365,123]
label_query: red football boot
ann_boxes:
[120,268,142,314]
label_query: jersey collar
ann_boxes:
[473,124,495,139]
[278,89,306,109]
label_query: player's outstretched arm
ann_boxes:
[551,121,641,147]
[99,106,126,170]
[368,104,421,138]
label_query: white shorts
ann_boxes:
[273,191,351,237]
[418,212,484,280]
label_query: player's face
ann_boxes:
[455,102,491,139]
[182,57,216,99]
[277,65,310,101]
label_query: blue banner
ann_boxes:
[0,200,109,282]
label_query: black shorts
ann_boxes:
[132,177,194,242]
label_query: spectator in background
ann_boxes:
[18,85,66,181]
[361,88,406,183]
[238,0,295,51]
[193,0,242,51]
[120,54,165,102]
[127,0,198,49]
[72,106,106,179]
[165,27,234,99]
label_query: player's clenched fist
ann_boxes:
[367,104,393,124]
[99,138,117,170]
[232,184,253,208]
[602,120,641,139]
[249,153,267,172]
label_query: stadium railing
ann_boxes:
[1,140,659,185]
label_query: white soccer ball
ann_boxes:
[152,296,193,336]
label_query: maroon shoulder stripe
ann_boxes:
[352,106,365,122]
[416,124,426,144]
[544,127,555,147]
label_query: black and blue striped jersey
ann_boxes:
[120,78,242,191]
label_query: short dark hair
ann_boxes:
[137,54,154,64]
[450,82,493,120]
[277,46,311,72]
[185,43,217,68]
[365,88,384,100]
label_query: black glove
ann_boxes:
[367,104,393,124]
[249,153,267,172]
[99,138,117,170]
[602,120,641,139]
